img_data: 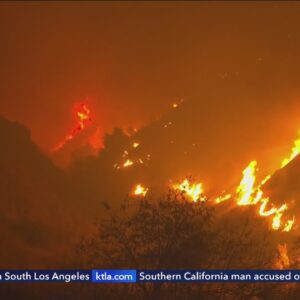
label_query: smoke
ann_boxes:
[1,85,300,267]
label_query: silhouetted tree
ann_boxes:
[76,191,282,300]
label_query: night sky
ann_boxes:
[1,1,300,164]
[2,0,300,274]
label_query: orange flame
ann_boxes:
[236,161,258,205]
[258,198,289,230]
[283,216,295,232]
[281,131,300,168]
[234,161,292,231]
[272,204,288,230]
[255,190,291,232]
[133,184,148,197]
[173,179,205,202]
[215,194,231,204]
[259,198,277,217]
[53,103,92,152]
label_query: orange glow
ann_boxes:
[119,130,299,232]
[53,103,92,152]
[173,179,205,202]
[133,184,148,197]
[281,131,300,168]
[276,244,290,269]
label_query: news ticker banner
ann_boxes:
[1,270,300,283]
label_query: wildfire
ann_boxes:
[133,184,148,197]
[281,131,300,168]
[121,117,299,233]
[53,103,92,152]
[234,162,291,230]
[129,159,295,231]
[233,161,293,231]
[173,179,205,202]
[236,161,258,205]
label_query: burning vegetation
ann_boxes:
[53,103,92,152]
[173,179,205,202]
[132,184,148,197]
[116,127,300,233]
[3,100,300,298]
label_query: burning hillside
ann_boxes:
[37,96,300,241]
[5,1,300,299]
[53,103,92,152]
[102,101,300,237]
[3,87,300,300]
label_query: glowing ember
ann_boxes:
[283,216,295,232]
[173,179,205,202]
[215,194,231,203]
[133,184,148,197]
[281,131,300,168]
[133,142,140,148]
[261,175,271,185]
[123,159,134,168]
[53,103,92,152]
[164,121,173,128]
[122,150,129,158]
[236,161,257,205]
[115,157,146,169]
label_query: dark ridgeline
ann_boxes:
[1,114,300,298]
